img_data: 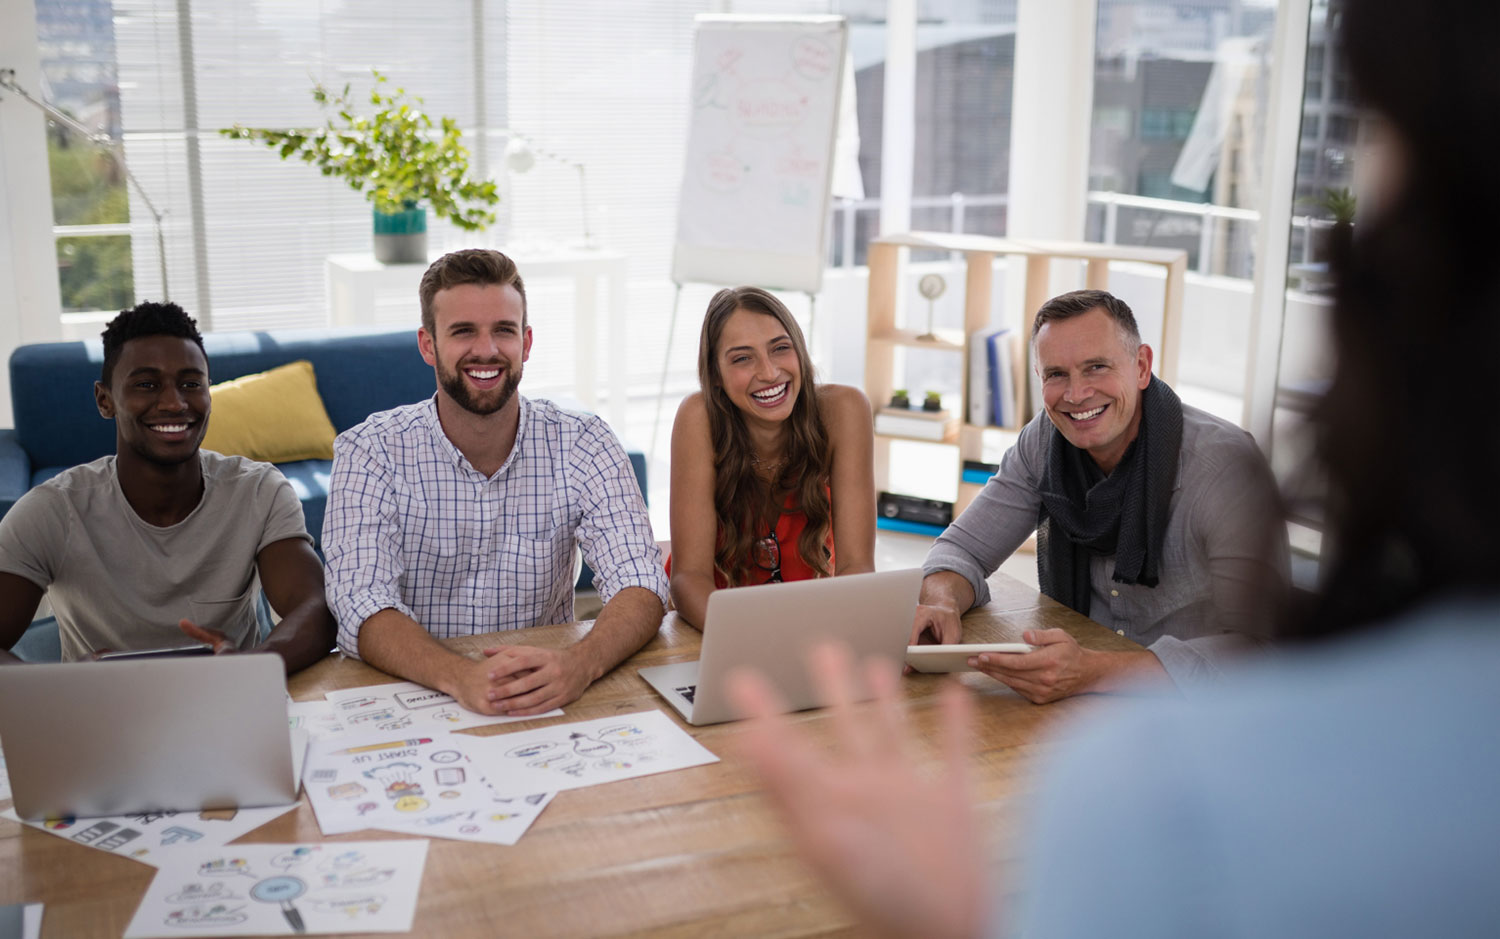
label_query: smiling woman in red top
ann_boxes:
[668,286,876,630]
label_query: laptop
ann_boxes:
[0,653,298,820]
[640,568,923,725]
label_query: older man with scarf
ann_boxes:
[911,290,1287,701]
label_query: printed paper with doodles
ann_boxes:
[303,732,552,845]
[122,840,427,937]
[474,709,719,798]
[324,681,561,734]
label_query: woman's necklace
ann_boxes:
[750,452,787,475]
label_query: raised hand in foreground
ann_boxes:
[727,643,987,939]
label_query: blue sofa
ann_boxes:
[2,326,646,650]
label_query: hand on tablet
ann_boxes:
[908,603,963,647]
[905,643,1036,673]
[971,628,1091,704]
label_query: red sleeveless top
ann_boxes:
[666,491,833,587]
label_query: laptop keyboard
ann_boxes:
[675,685,698,704]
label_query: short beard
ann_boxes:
[437,356,522,416]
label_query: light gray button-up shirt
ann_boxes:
[925,402,1287,693]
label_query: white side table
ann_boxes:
[325,249,630,433]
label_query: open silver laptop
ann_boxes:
[0,653,297,820]
[640,568,922,726]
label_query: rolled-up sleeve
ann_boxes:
[571,420,669,609]
[924,414,1048,611]
[322,434,418,659]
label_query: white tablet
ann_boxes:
[905,643,1036,673]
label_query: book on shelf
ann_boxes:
[967,327,1001,426]
[874,406,957,440]
[987,329,1017,427]
[968,327,1019,429]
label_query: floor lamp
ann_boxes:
[0,67,171,301]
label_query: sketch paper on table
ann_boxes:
[372,789,556,846]
[474,709,719,798]
[122,840,428,938]
[287,700,346,739]
[303,732,552,844]
[2,803,299,868]
[324,681,562,733]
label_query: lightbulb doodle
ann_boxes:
[122,841,427,938]
[478,709,719,799]
[300,731,555,846]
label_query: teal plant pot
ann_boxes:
[372,203,427,264]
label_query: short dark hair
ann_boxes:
[1030,289,1141,347]
[418,249,528,335]
[100,301,205,385]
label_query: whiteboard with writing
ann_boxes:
[672,15,848,294]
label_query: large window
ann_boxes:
[1086,0,1278,281]
[835,0,1016,267]
[1271,0,1368,537]
[36,0,133,314]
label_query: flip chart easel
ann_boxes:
[653,14,850,461]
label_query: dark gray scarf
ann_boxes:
[1036,376,1183,617]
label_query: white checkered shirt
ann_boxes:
[324,395,667,657]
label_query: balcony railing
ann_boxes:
[830,190,1333,280]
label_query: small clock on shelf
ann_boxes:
[916,273,946,341]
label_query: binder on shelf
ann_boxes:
[967,327,1002,427]
[986,329,1017,428]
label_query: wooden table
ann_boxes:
[0,572,1141,937]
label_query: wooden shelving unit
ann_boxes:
[865,231,1188,516]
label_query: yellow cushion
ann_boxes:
[200,360,337,463]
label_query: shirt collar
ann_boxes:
[422,393,531,481]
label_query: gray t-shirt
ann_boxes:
[0,451,311,660]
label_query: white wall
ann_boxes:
[0,0,65,429]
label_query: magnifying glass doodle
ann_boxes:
[250,874,307,933]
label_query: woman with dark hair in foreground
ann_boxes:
[729,0,1500,934]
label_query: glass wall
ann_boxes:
[836,0,1016,266]
[1086,0,1278,280]
[1271,0,1367,538]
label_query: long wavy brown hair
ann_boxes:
[698,287,833,586]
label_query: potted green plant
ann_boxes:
[1292,186,1358,292]
[1315,186,1358,227]
[221,71,499,264]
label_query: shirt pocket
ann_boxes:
[394,482,478,581]
[189,583,260,649]
[487,532,572,626]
